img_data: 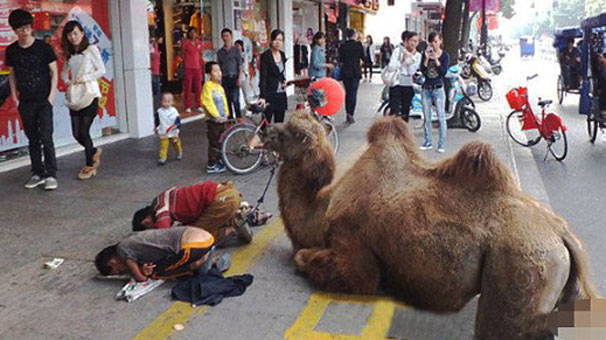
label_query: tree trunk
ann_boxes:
[442,0,466,129]
[460,0,471,51]
[442,0,465,63]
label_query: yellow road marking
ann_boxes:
[284,293,404,340]
[132,218,284,340]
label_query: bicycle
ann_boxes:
[220,77,340,175]
[505,74,568,161]
[219,110,274,175]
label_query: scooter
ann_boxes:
[408,66,481,132]
[463,53,493,102]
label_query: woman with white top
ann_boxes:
[387,31,421,122]
[61,20,106,180]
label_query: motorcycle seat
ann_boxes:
[538,99,553,107]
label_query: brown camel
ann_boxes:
[265,112,601,340]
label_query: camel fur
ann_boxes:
[265,112,600,340]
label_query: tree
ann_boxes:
[585,0,606,16]
[442,0,465,62]
[500,0,516,19]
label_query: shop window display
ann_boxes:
[149,0,213,116]
[0,0,117,158]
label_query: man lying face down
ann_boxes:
[131,181,253,245]
[95,227,215,282]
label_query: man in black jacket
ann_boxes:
[338,28,364,124]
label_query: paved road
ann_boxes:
[507,53,606,296]
[2,56,597,340]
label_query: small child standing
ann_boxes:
[156,92,182,165]
[202,61,230,173]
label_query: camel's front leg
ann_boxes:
[295,236,380,294]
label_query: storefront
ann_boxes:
[0,0,119,156]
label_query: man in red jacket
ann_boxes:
[132,181,252,244]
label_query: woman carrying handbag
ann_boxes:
[61,20,106,180]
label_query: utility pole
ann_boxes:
[481,0,488,54]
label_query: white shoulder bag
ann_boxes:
[381,46,402,87]
[65,49,97,111]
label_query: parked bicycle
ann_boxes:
[505,74,568,161]
[220,77,340,175]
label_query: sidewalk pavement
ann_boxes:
[0,73,545,340]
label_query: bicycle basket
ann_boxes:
[506,87,527,110]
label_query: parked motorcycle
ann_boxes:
[461,53,493,102]
[407,66,481,132]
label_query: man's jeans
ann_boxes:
[222,76,242,118]
[422,87,447,149]
[19,101,57,177]
[152,74,162,110]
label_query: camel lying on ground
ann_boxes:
[265,111,601,340]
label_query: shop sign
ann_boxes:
[470,0,500,12]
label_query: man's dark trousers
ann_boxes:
[19,101,57,177]
[222,76,241,118]
[342,77,360,116]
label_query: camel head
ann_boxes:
[266,110,336,192]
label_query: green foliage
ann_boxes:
[585,0,606,16]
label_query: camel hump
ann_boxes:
[367,117,414,145]
[432,141,517,192]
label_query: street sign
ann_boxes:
[470,0,500,12]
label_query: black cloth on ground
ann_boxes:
[171,266,253,306]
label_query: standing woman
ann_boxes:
[419,31,450,153]
[181,27,203,114]
[380,37,394,69]
[363,35,375,82]
[61,20,105,180]
[258,29,288,123]
[388,31,420,122]
[309,32,333,78]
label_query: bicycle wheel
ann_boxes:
[506,110,541,147]
[221,125,263,175]
[557,75,564,104]
[461,108,481,132]
[321,118,339,154]
[587,114,598,143]
[478,81,493,102]
[548,127,568,161]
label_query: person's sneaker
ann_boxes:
[176,152,183,160]
[437,147,445,153]
[419,143,433,151]
[346,114,356,124]
[78,166,97,180]
[234,221,253,244]
[214,163,226,173]
[44,177,58,191]
[158,158,167,166]
[214,253,231,272]
[24,175,45,189]
[206,163,226,173]
[92,147,103,168]
[185,108,192,114]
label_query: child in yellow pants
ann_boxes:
[156,92,183,165]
